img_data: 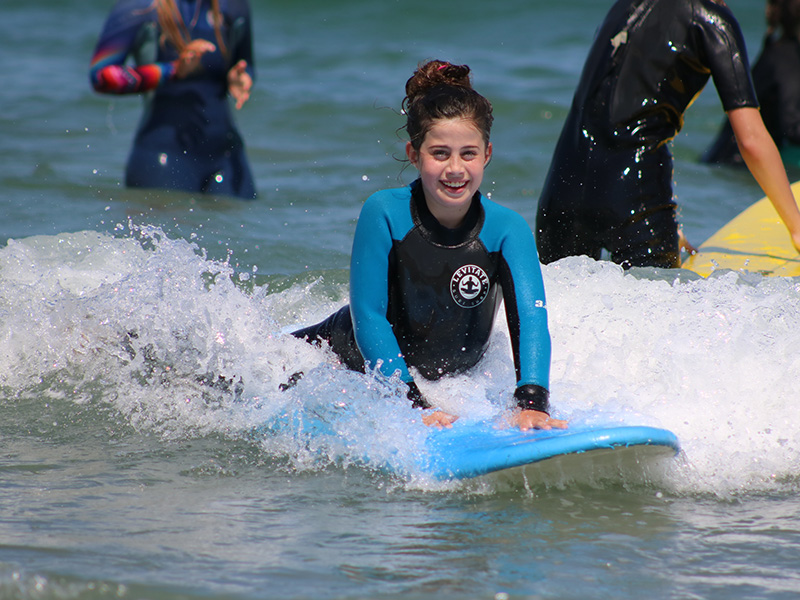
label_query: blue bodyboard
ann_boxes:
[260,408,680,481]
[420,422,680,480]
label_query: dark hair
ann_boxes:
[402,60,494,151]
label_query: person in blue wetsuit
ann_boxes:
[537,0,800,268]
[90,0,257,199]
[293,60,566,431]
[703,0,800,166]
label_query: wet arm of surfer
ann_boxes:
[729,107,800,252]
[493,210,567,431]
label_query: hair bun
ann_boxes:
[402,59,493,151]
[404,60,472,106]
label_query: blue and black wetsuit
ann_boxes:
[537,0,759,268]
[293,180,552,413]
[90,0,257,199]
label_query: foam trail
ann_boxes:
[543,257,800,494]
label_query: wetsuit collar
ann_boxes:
[409,179,484,247]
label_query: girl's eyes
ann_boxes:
[431,149,479,160]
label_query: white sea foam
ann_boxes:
[1,226,798,495]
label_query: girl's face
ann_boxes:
[406,118,492,229]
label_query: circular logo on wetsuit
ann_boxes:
[450,264,490,308]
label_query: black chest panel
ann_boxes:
[386,185,501,379]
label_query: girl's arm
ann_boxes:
[495,208,566,430]
[729,106,800,252]
[350,195,457,423]
[89,1,175,94]
[496,211,551,395]
[349,195,413,384]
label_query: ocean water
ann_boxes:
[2,0,800,598]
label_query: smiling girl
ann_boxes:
[292,60,565,431]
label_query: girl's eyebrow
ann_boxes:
[427,144,481,150]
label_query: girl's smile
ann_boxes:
[406,118,492,228]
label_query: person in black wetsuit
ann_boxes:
[703,0,800,165]
[90,0,257,199]
[537,0,800,269]
[293,60,566,431]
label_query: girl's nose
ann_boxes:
[447,155,465,174]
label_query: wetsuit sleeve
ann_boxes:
[228,0,256,81]
[89,0,176,94]
[696,0,758,111]
[490,209,552,405]
[349,195,414,383]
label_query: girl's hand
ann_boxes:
[175,39,216,79]
[422,410,459,429]
[227,59,253,109]
[511,409,568,432]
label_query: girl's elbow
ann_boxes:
[735,135,762,159]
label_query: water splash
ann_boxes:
[1,228,798,495]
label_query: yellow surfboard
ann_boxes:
[682,180,800,277]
